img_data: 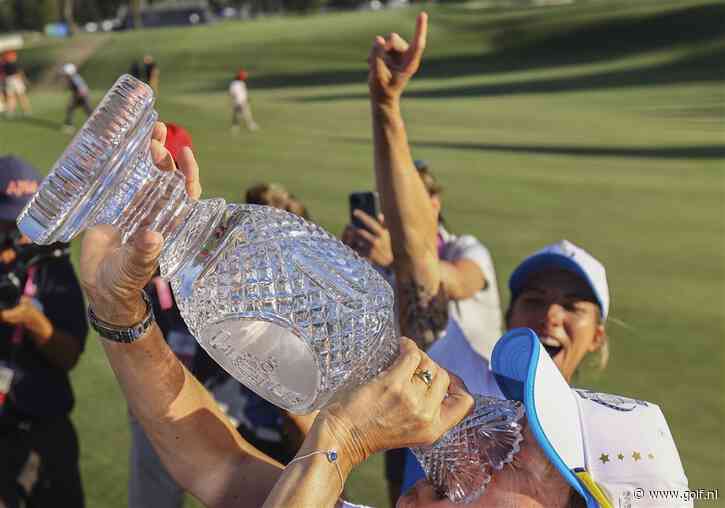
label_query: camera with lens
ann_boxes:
[0,228,69,310]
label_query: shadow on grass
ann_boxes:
[410,141,725,160]
[6,116,63,131]
[339,137,725,160]
[297,46,725,102]
[235,3,725,92]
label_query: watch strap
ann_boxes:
[88,290,155,343]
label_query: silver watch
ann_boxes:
[88,290,155,343]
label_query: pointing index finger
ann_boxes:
[409,12,428,66]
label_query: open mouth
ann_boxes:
[539,336,564,359]
[543,344,563,358]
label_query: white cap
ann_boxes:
[62,63,76,76]
[491,329,691,507]
[509,239,610,320]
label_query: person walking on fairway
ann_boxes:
[229,69,259,132]
[143,55,159,95]
[2,51,31,118]
[61,64,92,133]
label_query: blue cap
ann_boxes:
[508,240,610,320]
[0,155,41,222]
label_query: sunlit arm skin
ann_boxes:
[99,318,283,507]
[369,13,451,345]
[262,418,353,508]
[371,101,438,289]
[439,259,486,301]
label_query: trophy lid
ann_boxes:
[17,74,156,244]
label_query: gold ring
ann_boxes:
[413,368,433,387]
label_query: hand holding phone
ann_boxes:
[349,191,381,230]
[345,192,393,268]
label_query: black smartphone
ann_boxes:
[349,191,380,230]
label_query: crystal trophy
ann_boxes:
[17,75,522,502]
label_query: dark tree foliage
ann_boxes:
[0,0,126,30]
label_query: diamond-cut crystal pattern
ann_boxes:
[170,205,398,413]
[412,396,524,504]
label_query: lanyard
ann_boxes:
[10,265,37,346]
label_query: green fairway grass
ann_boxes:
[1,0,723,506]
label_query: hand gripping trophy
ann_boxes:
[18,76,523,503]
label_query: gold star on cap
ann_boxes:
[617,453,624,461]
[648,453,655,460]
[632,451,642,461]
[599,453,610,464]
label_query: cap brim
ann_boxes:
[491,328,598,507]
[509,254,604,317]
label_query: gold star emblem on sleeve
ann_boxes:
[648,453,655,460]
[599,453,610,464]
[632,451,642,461]
[617,453,624,461]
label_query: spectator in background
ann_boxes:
[245,182,290,209]
[229,69,259,132]
[143,55,159,95]
[245,182,312,220]
[343,159,503,358]
[2,51,31,118]
[129,61,142,81]
[0,156,87,508]
[286,194,312,221]
[60,64,93,134]
[0,63,6,114]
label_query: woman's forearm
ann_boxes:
[100,324,282,506]
[262,418,355,508]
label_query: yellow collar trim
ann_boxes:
[576,471,612,508]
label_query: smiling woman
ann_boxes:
[506,240,610,383]
[401,239,612,495]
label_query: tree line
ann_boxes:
[0,0,282,32]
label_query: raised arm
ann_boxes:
[368,13,448,346]
[79,123,282,507]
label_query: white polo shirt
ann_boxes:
[229,79,248,105]
[438,226,503,361]
[427,319,503,398]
